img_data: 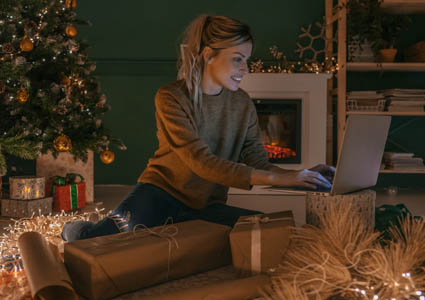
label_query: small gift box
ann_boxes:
[52,173,86,211]
[230,211,295,276]
[64,220,232,300]
[1,197,52,218]
[9,176,45,200]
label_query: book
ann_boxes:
[382,89,425,96]
[388,100,425,106]
[383,152,414,159]
[387,105,424,112]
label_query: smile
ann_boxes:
[231,76,242,82]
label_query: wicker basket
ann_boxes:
[347,99,386,112]
[404,41,425,62]
[306,189,376,231]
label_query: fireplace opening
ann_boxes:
[253,99,302,164]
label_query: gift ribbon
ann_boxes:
[235,214,294,274]
[70,184,78,210]
[108,217,179,281]
[53,173,85,186]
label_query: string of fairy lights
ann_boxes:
[249,46,338,75]
[0,209,106,273]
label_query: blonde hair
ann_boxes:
[177,14,253,110]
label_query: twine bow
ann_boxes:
[235,214,293,274]
[109,217,179,280]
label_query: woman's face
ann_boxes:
[202,41,252,95]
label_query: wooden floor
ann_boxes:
[0,184,136,234]
[2,185,425,234]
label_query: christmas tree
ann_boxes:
[0,0,125,171]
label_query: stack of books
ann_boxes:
[383,152,425,171]
[346,91,386,111]
[383,89,425,112]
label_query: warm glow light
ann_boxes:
[264,144,296,159]
[0,209,106,273]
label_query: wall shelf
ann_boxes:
[326,0,425,176]
[381,0,425,14]
[380,169,425,174]
[347,111,425,116]
[347,62,425,72]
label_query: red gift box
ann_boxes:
[53,182,86,211]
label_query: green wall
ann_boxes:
[74,1,424,187]
[76,0,326,184]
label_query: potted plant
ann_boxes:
[346,0,381,61]
[373,14,411,62]
[346,0,411,62]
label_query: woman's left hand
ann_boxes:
[309,164,336,183]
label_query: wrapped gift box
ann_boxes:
[64,219,232,300]
[230,211,295,276]
[9,176,45,200]
[1,197,52,218]
[137,273,271,300]
[306,189,376,231]
[52,182,85,211]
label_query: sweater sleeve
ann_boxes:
[239,101,276,170]
[155,89,254,190]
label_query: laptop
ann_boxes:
[265,115,392,196]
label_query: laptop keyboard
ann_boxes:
[269,185,332,193]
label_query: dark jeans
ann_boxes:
[62,183,262,241]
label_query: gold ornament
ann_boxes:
[61,76,71,86]
[100,148,115,164]
[20,36,34,52]
[53,134,72,152]
[65,24,78,38]
[65,0,77,8]
[16,88,29,103]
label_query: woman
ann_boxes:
[62,14,334,241]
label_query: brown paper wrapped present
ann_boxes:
[137,274,271,300]
[230,211,295,276]
[64,220,232,300]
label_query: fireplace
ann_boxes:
[254,98,302,163]
[240,73,331,170]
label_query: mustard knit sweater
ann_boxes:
[139,80,274,209]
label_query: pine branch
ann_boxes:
[0,136,39,176]
[0,136,39,159]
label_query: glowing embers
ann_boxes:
[254,98,301,164]
[264,144,296,159]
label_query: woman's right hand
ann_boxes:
[250,168,332,190]
[273,169,332,190]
